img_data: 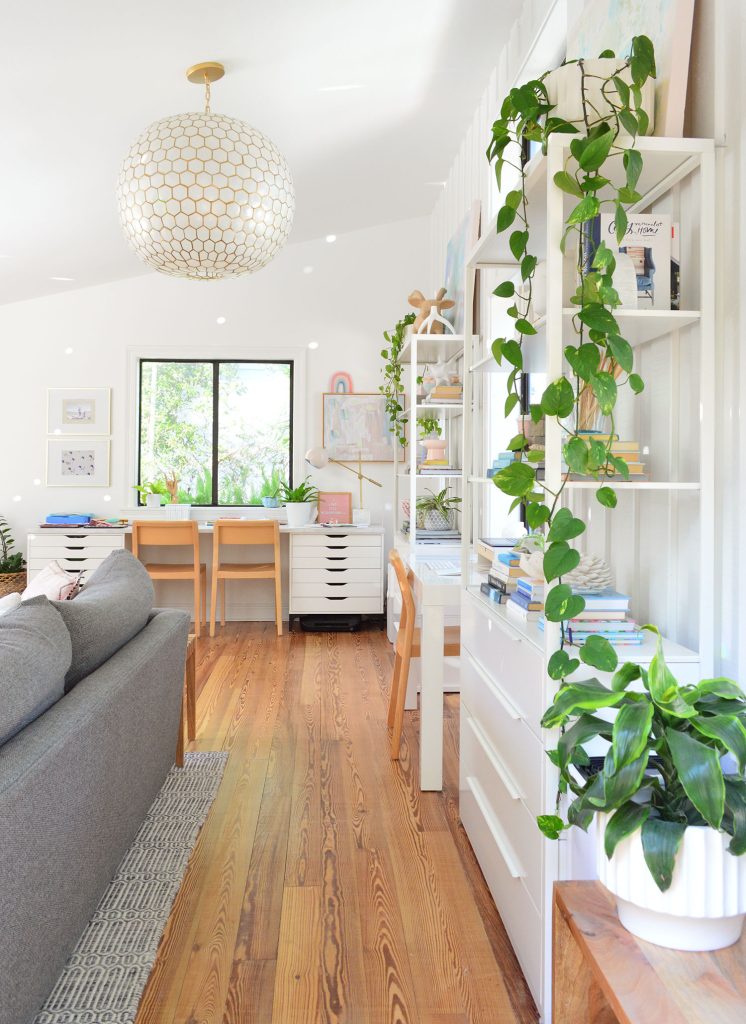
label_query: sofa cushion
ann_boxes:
[22,560,79,601]
[0,595,72,746]
[0,592,22,618]
[53,550,154,691]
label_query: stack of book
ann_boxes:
[506,577,545,622]
[480,549,526,604]
[418,459,458,475]
[424,383,463,404]
[576,432,646,478]
[486,452,515,477]
[538,589,643,646]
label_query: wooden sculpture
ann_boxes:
[408,287,455,334]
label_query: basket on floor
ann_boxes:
[0,572,26,597]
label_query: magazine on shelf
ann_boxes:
[586,213,672,311]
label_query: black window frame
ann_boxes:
[137,357,294,507]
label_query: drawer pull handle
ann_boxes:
[466,715,523,800]
[466,652,522,721]
[325,557,347,561]
[327,583,346,587]
[326,534,348,539]
[64,558,86,562]
[466,776,525,879]
[325,597,346,602]
[64,546,85,551]
[324,568,347,574]
[326,545,348,550]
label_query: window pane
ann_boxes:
[218,362,291,504]
[139,361,214,504]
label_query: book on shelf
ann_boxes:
[574,589,630,612]
[509,590,543,612]
[568,609,628,621]
[538,619,643,644]
[576,433,640,454]
[496,551,520,567]
[563,618,640,632]
[516,578,544,601]
[480,582,510,605]
[487,575,519,594]
[476,536,522,562]
[506,598,541,622]
[586,213,672,310]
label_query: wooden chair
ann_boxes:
[132,521,207,638]
[210,520,282,637]
[387,549,460,759]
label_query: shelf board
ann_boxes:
[563,480,700,491]
[564,308,701,347]
[397,472,464,479]
[400,333,474,364]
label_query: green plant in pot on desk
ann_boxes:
[278,477,319,528]
[135,480,169,508]
[415,488,461,532]
[0,515,26,597]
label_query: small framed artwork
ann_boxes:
[47,438,110,486]
[47,387,111,435]
[318,491,353,524]
[322,392,395,462]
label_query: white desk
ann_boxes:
[404,551,478,791]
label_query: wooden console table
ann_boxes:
[553,881,746,1023]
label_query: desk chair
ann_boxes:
[210,520,282,637]
[387,550,460,759]
[132,521,207,638]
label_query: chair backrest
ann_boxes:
[389,550,415,653]
[132,520,200,566]
[213,519,281,567]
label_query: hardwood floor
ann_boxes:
[135,623,538,1024]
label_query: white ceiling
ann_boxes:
[0,0,519,305]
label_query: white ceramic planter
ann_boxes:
[545,59,655,134]
[145,493,162,509]
[597,815,746,950]
[285,501,315,528]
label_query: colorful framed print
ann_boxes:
[47,438,110,486]
[318,491,353,525]
[47,387,111,435]
[322,392,395,463]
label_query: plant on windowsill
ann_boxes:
[0,515,26,597]
[278,477,319,528]
[486,35,746,950]
[415,488,461,532]
[379,312,417,447]
[134,480,169,508]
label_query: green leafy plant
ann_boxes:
[416,415,443,441]
[278,477,319,504]
[135,480,168,505]
[415,487,462,516]
[486,37,746,889]
[379,312,416,447]
[0,516,25,574]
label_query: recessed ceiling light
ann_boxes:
[308,341,319,350]
[64,347,74,355]
[325,234,337,243]
[302,265,314,275]
[50,276,75,282]
[12,495,21,502]
[33,478,41,486]
[103,495,112,502]
[319,83,362,92]
[216,315,227,324]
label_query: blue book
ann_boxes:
[572,588,630,611]
[510,590,542,611]
[497,552,519,566]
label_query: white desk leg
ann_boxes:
[419,603,444,791]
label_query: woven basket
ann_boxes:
[0,571,26,598]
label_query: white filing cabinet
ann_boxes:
[27,529,126,582]
[288,527,384,616]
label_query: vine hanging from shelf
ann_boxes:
[379,312,416,447]
[487,37,746,888]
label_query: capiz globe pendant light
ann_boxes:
[117,62,294,280]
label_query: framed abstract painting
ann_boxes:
[322,392,395,463]
[47,387,111,435]
[47,438,110,486]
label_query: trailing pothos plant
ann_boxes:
[486,36,746,890]
[379,312,416,447]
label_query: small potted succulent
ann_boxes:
[261,489,280,509]
[135,480,168,509]
[0,515,26,597]
[278,477,319,528]
[415,487,461,532]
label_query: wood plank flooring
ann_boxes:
[135,623,538,1024]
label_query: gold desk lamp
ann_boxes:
[305,446,381,526]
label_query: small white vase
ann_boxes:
[285,501,314,528]
[145,493,162,509]
[597,815,746,950]
[545,59,655,134]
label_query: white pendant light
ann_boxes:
[117,61,294,280]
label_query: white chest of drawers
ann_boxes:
[288,527,384,616]
[27,529,126,582]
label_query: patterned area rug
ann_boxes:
[34,751,228,1024]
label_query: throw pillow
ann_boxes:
[53,549,154,691]
[0,595,72,747]
[0,592,22,618]
[22,560,79,602]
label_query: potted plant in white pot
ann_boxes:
[416,415,445,464]
[539,629,746,950]
[135,480,168,509]
[278,477,319,528]
[415,488,461,532]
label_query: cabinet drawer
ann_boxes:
[293,533,382,548]
[25,545,117,560]
[462,594,544,734]
[459,772,543,1007]
[28,557,107,576]
[29,533,125,548]
[460,705,543,912]
[292,582,381,598]
[290,596,382,614]
[292,554,382,569]
[292,567,381,584]
[461,652,544,815]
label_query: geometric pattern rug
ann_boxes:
[33,751,228,1024]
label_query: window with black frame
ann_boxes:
[138,359,293,506]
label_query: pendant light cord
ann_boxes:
[204,73,211,114]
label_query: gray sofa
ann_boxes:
[0,550,189,1024]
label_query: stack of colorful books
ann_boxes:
[538,589,643,645]
[480,549,526,604]
[506,578,545,622]
[576,432,646,478]
[419,459,457,475]
[424,383,463,404]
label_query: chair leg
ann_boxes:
[391,652,412,760]
[210,568,219,638]
[193,576,201,640]
[201,567,207,627]
[220,578,226,627]
[274,571,282,636]
[388,652,403,728]
[176,689,185,767]
[186,643,196,742]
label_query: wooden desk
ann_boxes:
[553,881,746,1023]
